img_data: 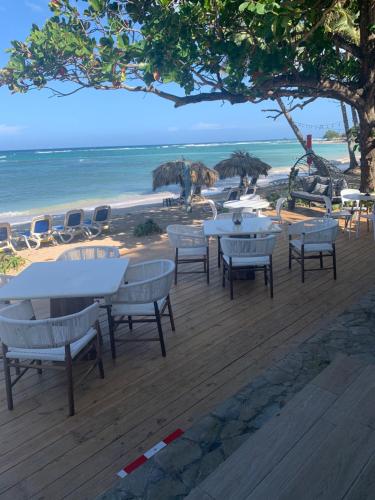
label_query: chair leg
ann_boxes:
[206,246,210,284]
[288,243,292,269]
[64,345,75,417]
[95,321,105,379]
[106,306,116,360]
[36,360,42,375]
[154,302,166,357]
[222,260,226,287]
[264,266,268,285]
[174,249,178,285]
[319,252,323,269]
[229,260,234,300]
[2,344,13,411]
[128,316,133,331]
[332,244,337,280]
[217,237,221,268]
[166,295,176,331]
[269,256,274,298]
[301,246,305,283]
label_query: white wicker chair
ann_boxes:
[106,260,175,359]
[220,236,276,300]
[270,197,287,224]
[0,302,103,416]
[323,195,353,237]
[206,199,218,220]
[288,218,338,282]
[57,245,120,261]
[167,225,209,284]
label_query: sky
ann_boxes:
[0,0,347,151]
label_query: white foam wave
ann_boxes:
[0,155,7,159]
[35,150,72,154]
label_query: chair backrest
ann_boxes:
[0,302,99,348]
[167,224,206,249]
[244,186,257,195]
[275,197,287,216]
[341,188,360,207]
[288,218,338,244]
[206,200,218,220]
[93,205,111,224]
[113,259,175,304]
[57,245,120,261]
[220,235,276,258]
[226,189,240,202]
[0,223,11,244]
[64,209,84,229]
[31,215,53,235]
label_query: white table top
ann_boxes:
[0,259,129,301]
[223,199,270,210]
[344,193,375,202]
[203,217,281,237]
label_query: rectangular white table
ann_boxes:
[203,217,282,237]
[0,259,129,316]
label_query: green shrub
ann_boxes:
[0,252,26,274]
[133,219,163,237]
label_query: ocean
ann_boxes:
[0,140,348,223]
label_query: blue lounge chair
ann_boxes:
[0,223,16,252]
[83,205,111,239]
[19,215,55,250]
[53,209,86,243]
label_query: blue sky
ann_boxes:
[0,0,346,151]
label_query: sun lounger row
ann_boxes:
[0,205,111,251]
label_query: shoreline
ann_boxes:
[3,158,350,226]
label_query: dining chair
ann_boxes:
[106,259,175,359]
[288,218,338,283]
[220,235,276,300]
[167,224,209,284]
[0,302,104,416]
[57,245,120,260]
[323,196,352,237]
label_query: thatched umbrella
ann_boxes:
[214,150,271,188]
[152,160,218,191]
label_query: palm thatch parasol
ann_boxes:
[152,160,218,191]
[214,150,271,187]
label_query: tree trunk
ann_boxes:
[340,101,358,169]
[276,97,310,153]
[358,103,375,192]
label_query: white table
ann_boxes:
[0,259,129,316]
[204,217,281,237]
[343,193,375,238]
[223,199,270,213]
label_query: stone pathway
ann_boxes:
[99,287,375,500]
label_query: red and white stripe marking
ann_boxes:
[117,429,184,478]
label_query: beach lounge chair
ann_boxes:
[0,223,16,252]
[53,209,85,243]
[83,205,111,239]
[0,301,104,416]
[106,259,175,359]
[19,215,55,250]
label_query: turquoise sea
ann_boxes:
[0,140,348,223]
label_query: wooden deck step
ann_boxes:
[187,355,375,500]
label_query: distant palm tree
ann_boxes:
[214,151,271,188]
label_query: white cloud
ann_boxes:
[0,124,24,135]
[191,122,223,131]
[25,1,43,12]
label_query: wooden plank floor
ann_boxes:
[0,209,374,499]
[188,355,375,500]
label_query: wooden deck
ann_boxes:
[187,355,375,500]
[0,208,374,499]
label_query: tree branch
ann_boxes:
[332,34,362,59]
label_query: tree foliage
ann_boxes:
[0,0,374,188]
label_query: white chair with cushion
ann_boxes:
[106,259,175,359]
[167,225,209,284]
[57,245,120,260]
[323,196,353,237]
[220,235,276,300]
[288,218,338,283]
[0,302,104,416]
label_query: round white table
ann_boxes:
[223,199,270,213]
[343,192,375,238]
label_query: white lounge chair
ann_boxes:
[167,224,209,284]
[220,235,276,300]
[83,205,112,239]
[288,218,338,282]
[57,245,120,261]
[53,209,86,243]
[0,223,16,252]
[106,259,175,359]
[0,301,104,416]
[19,215,55,250]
